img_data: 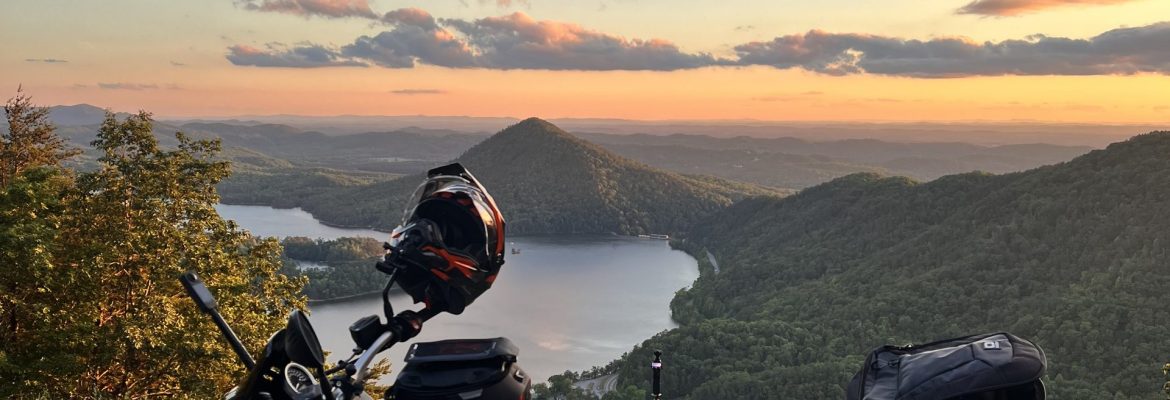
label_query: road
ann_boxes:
[573,373,619,397]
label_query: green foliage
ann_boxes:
[217,167,395,209]
[602,132,1170,399]
[601,385,647,400]
[281,236,383,262]
[533,374,595,400]
[292,260,387,300]
[0,95,85,395]
[276,237,386,299]
[0,104,305,398]
[1,91,79,186]
[0,167,75,392]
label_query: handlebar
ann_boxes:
[326,301,441,399]
[349,308,439,382]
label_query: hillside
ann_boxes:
[601,132,1170,399]
[231,118,781,235]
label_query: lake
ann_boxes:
[215,204,699,382]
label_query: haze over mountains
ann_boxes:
[50,103,1146,146]
[168,111,1145,147]
[40,104,1097,193]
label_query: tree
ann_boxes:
[0,92,82,395]
[0,107,307,398]
[533,374,597,400]
[0,89,78,187]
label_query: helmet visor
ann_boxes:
[403,175,475,224]
[401,175,503,258]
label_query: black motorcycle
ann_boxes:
[182,164,533,399]
[181,267,532,400]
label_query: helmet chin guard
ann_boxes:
[381,163,506,315]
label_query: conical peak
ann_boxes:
[498,117,573,139]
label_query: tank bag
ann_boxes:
[846,332,1046,400]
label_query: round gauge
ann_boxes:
[283,362,319,396]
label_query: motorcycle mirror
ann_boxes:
[284,310,325,369]
[180,271,217,313]
[179,270,256,369]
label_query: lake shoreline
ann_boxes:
[218,202,675,239]
[220,203,700,383]
[307,290,384,305]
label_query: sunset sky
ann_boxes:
[2,0,1168,123]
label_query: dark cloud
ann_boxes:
[227,43,367,68]
[227,8,1170,77]
[957,0,1139,16]
[390,89,449,95]
[98,83,159,90]
[341,9,718,70]
[235,0,377,19]
[229,9,724,71]
[26,58,68,63]
[734,22,1170,77]
[343,8,477,68]
[171,61,187,67]
[441,12,725,70]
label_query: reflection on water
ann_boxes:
[216,204,698,382]
[215,204,386,240]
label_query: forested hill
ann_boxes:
[250,118,781,235]
[604,131,1170,399]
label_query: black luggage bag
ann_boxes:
[846,332,1046,400]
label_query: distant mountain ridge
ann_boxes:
[222,118,781,235]
[580,132,1092,188]
[46,104,113,126]
[179,122,481,166]
[602,131,1170,399]
[40,105,1093,190]
[191,118,1089,191]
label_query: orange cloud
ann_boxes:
[441,11,724,70]
[734,22,1170,77]
[957,0,1140,16]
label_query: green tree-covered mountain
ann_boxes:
[601,131,1170,399]
[240,118,781,235]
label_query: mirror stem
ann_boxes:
[211,310,257,370]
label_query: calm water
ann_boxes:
[215,204,699,382]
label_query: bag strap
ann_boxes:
[856,350,873,399]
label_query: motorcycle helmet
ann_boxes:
[384,163,505,315]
